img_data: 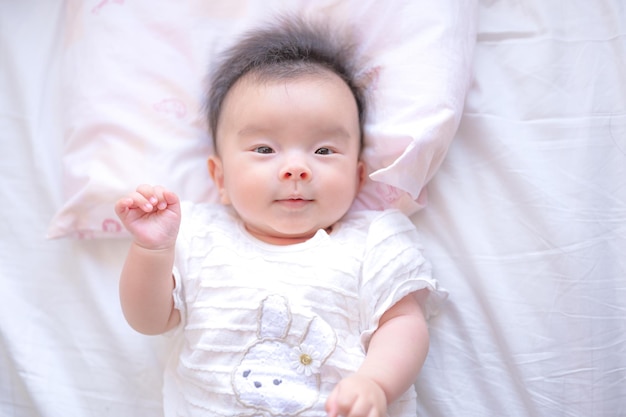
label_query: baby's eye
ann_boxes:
[254,146,274,154]
[315,147,334,155]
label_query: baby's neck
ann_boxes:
[244,226,333,246]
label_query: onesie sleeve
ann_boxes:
[359,210,447,348]
[171,201,194,329]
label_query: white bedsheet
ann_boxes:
[1,1,625,417]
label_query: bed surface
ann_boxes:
[1,1,625,416]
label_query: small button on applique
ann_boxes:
[299,353,313,366]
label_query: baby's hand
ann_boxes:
[114,184,181,250]
[325,374,387,417]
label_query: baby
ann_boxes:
[115,16,443,417]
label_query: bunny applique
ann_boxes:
[232,295,337,416]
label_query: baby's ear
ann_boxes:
[356,160,367,193]
[207,156,230,204]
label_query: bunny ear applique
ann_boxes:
[299,316,337,363]
[258,295,292,340]
[254,294,338,376]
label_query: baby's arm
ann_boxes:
[115,185,182,335]
[326,290,430,417]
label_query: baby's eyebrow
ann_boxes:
[315,126,352,140]
[236,125,269,138]
[237,125,354,141]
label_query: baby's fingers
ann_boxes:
[345,397,380,417]
[136,184,175,211]
[134,184,159,210]
[162,189,181,210]
[114,193,151,217]
[326,376,386,417]
[326,388,340,417]
[326,385,357,417]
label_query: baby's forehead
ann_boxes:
[231,66,343,92]
[220,70,352,115]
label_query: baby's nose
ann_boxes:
[279,162,311,181]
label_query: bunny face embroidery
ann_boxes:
[232,295,337,416]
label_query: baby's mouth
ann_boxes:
[276,197,312,208]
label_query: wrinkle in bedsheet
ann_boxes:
[413,3,626,416]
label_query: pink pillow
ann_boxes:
[48,0,476,239]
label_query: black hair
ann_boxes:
[206,15,366,149]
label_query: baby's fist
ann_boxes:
[115,184,181,249]
[326,374,387,417]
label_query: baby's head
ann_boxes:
[207,16,366,149]
[206,16,367,245]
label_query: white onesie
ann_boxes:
[165,203,446,417]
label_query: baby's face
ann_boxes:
[209,71,364,245]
